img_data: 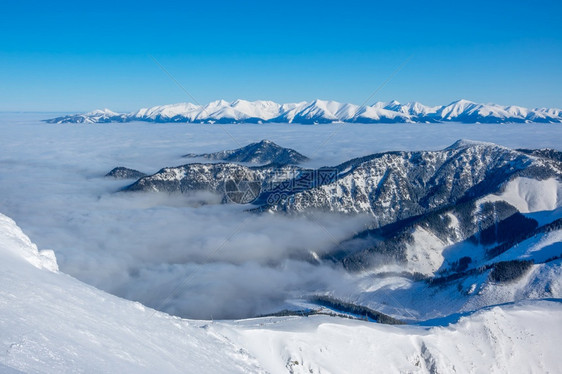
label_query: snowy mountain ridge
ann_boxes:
[46,99,562,124]
[125,140,562,220]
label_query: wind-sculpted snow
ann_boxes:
[46,98,562,124]
[0,214,58,272]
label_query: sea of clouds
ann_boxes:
[1,113,560,318]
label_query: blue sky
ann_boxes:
[1,0,561,112]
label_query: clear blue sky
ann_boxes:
[1,0,561,112]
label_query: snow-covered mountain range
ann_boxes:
[124,139,562,220]
[46,99,562,124]
[119,139,562,318]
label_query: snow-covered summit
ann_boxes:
[182,139,309,165]
[85,108,119,116]
[445,138,503,150]
[45,99,562,124]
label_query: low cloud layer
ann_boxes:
[52,193,369,318]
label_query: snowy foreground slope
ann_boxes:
[0,214,262,373]
[46,99,562,124]
[1,213,562,373]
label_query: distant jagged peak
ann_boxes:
[438,99,479,118]
[206,99,230,107]
[383,99,401,109]
[86,108,119,116]
[449,98,477,106]
[182,139,309,165]
[231,99,280,108]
